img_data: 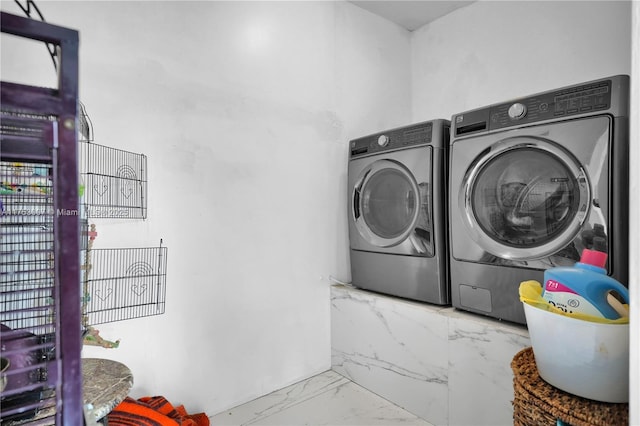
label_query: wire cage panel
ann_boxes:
[80,142,147,219]
[1,161,59,423]
[84,246,167,326]
[1,162,54,327]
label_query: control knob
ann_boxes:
[377,135,390,147]
[508,103,527,120]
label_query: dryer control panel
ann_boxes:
[350,121,435,159]
[452,76,627,139]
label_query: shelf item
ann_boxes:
[82,358,134,422]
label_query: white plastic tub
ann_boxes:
[523,301,629,403]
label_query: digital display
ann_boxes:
[554,85,609,104]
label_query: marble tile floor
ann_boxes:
[209,370,434,426]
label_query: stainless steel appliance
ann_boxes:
[449,75,629,324]
[348,119,449,305]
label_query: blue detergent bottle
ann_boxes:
[541,247,629,319]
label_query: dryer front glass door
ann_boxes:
[354,159,432,253]
[462,138,590,260]
[363,168,416,239]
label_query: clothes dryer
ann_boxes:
[449,75,629,324]
[348,120,449,305]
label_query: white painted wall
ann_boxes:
[412,1,632,121]
[1,0,410,415]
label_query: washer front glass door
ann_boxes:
[462,137,590,260]
[354,160,420,248]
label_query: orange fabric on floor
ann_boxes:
[107,396,209,426]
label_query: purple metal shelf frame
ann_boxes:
[1,11,83,425]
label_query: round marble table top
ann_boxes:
[82,358,134,421]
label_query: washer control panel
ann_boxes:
[350,121,434,158]
[452,78,618,138]
[490,79,612,130]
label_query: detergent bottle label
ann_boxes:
[542,279,605,318]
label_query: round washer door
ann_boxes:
[353,159,420,248]
[460,137,591,260]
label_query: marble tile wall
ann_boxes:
[331,284,531,426]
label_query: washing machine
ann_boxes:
[348,119,450,305]
[449,75,629,324]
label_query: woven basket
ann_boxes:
[511,347,628,426]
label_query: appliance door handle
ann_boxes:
[353,187,361,220]
[353,168,369,221]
